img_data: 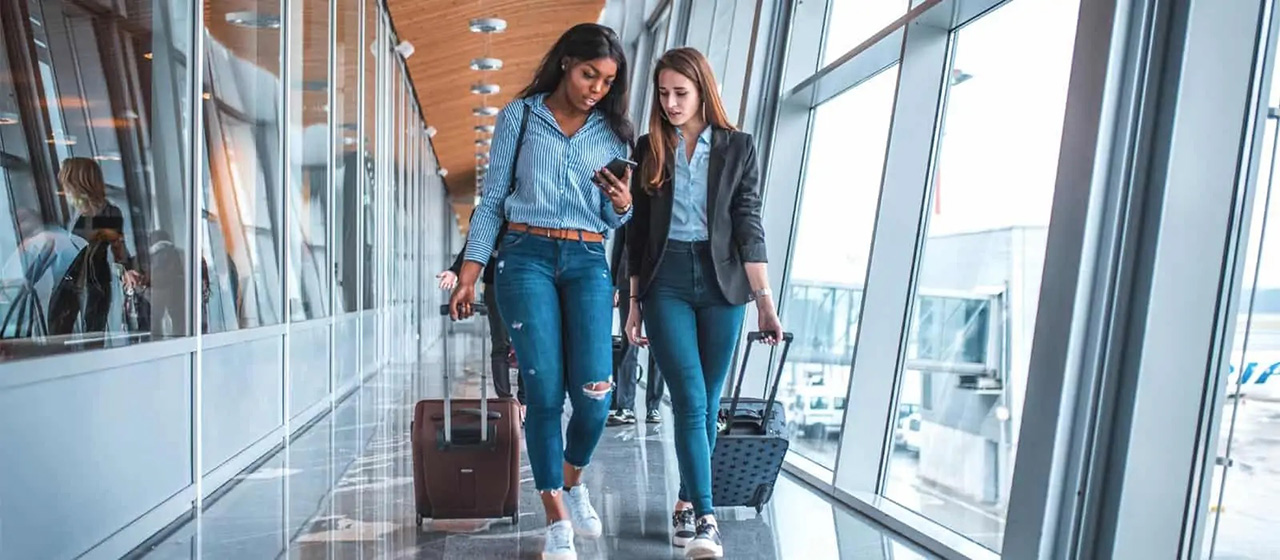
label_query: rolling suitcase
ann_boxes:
[412,303,521,527]
[710,331,794,512]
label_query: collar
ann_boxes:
[676,126,713,146]
[526,92,604,124]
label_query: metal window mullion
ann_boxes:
[278,0,296,545]
[188,0,207,528]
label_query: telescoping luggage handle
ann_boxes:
[725,331,794,435]
[439,303,491,445]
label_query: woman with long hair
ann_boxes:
[59,157,141,289]
[625,47,783,559]
[447,23,634,560]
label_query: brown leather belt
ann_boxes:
[508,222,604,243]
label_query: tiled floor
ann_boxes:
[137,336,939,559]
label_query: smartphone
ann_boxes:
[603,157,637,179]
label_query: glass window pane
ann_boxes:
[780,66,897,469]
[0,0,191,358]
[334,0,359,314]
[883,0,1080,551]
[200,0,284,332]
[1203,28,1280,559]
[361,0,377,310]
[285,0,330,320]
[822,1,911,66]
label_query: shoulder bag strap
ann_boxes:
[496,104,531,242]
[509,103,531,195]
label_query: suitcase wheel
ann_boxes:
[415,514,424,528]
[510,513,519,526]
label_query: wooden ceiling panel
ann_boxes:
[386,0,606,230]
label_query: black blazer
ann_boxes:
[626,128,767,305]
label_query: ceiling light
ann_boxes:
[426,125,437,138]
[475,125,495,134]
[475,138,490,147]
[469,18,507,33]
[471,83,500,95]
[395,41,415,59]
[143,52,154,60]
[477,163,490,172]
[472,106,499,117]
[225,11,281,29]
[437,168,448,177]
[470,57,503,71]
[0,112,18,125]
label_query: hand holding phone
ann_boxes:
[595,157,635,211]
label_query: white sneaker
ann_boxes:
[564,485,603,537]
[543,520,576,560]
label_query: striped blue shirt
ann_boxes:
[669,126,712,242]
[465,94,632,264]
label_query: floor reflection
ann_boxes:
[138,337,938,560]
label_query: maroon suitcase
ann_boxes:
[412,303,521,527]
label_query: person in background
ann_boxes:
[439,239,524,408]
[447,23,635,560]
[607,226,640,425]
[625,47,783,559]
[59,157,141,290]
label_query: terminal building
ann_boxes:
[0,0,1277,558]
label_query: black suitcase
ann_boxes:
[711,331,793,512]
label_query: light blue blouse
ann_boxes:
[669,126,712,242]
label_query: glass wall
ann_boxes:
[0,0,453,557]
[883,0,1080,550]
[286,0,332,321]
[334,0,360,313]
[0,0,190,356]
[1203,23,1280,559]
[779,66,897,469]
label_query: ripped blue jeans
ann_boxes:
[494,231,614,491]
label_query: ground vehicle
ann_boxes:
[787,387,845,439]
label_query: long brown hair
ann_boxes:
[642,47,736,192]
[59,157,108,215]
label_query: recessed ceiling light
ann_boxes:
[0,112,18,125]
[225,11,281,29]
[472,106,499,117]
[469,18,508,33]
[471,83,500,95]
[475,138,490,147]
[475,125,495,134]
[426,125,437,138]
[437,168,448,177]
[470,57,503,71]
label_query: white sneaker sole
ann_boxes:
[685,540,724,559]
[542,550,576,560]
[672,534,693,548]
